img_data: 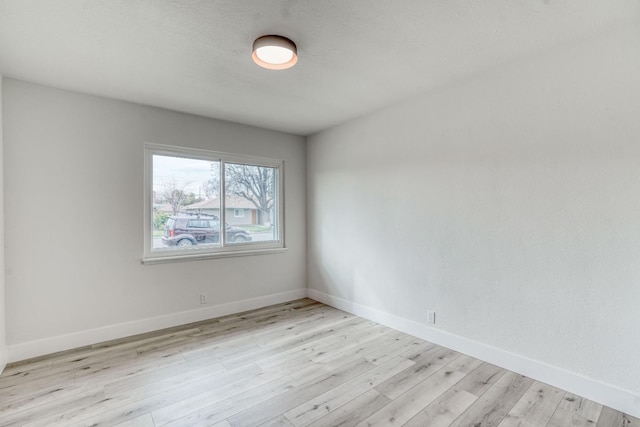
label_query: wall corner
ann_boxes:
[0,74,6,373]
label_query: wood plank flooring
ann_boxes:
[0,299,638,427]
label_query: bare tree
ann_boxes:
[201,161,221,199]
[160,178,192,215]
[225,164,274,225]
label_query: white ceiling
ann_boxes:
[0,1,638,135]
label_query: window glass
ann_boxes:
[144,145,284,262]
[225,163,278,244]
[151,154,220,250]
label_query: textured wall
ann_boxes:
[307,27,640,397]
[3,79,306,355]
[0,76,6,371]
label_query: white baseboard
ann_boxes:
[7,288,307,363]
[307,288,640,418]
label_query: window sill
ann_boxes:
[142,247,288,264]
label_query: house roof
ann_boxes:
[156,203,176,214]
[183,196,256,210]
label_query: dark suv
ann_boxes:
[162,216,252,247]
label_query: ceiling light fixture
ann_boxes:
[252,35,298,70]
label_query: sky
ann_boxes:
[153,155,218,197]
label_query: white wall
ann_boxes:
[3,79,306,360]
[0,75,6,371]
[308,26,640,415]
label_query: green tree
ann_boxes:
[183,192,202,206]
[153,211,168,230]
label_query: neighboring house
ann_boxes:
[183,195,258,225]
[155,203,179,216]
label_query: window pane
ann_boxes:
[224,162,278,244]
[145,145,284,262]
[152,155,221,250]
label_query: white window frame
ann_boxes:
[234,209,245,218]
[143,143,285,264]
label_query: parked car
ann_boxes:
[162,215,252,247]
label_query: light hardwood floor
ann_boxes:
[1,299,638,427]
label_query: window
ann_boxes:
[143,144,284,263]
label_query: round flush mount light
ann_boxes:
[252,35,298,70]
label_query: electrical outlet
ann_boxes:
[200,293,208,304]
[427,310,436,325]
